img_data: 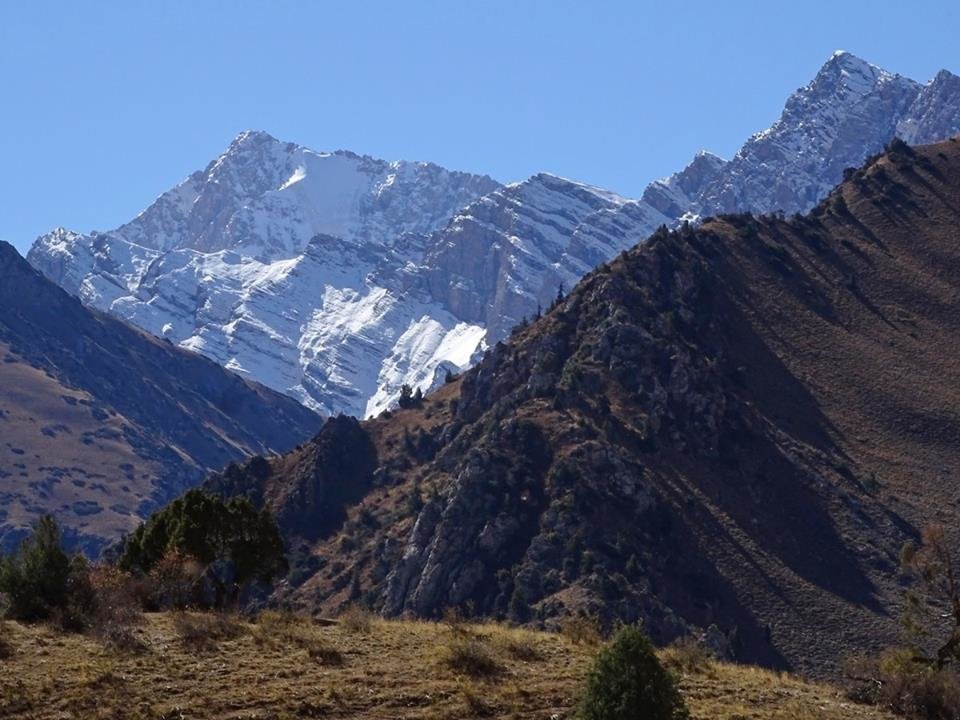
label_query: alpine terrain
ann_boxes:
[26,52,960,419]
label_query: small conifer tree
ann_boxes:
[0,515,71,621]
[579,625,689,720]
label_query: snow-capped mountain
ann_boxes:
[646,51,960,221]
[28,133,666,417]
[28,132,504,417]
[27,52,960,418]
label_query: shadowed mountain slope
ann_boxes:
[0,242,322,554]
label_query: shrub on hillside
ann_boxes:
[54,555,99,631]
[662,636,714,676]
[120,489,287,608]
[85,565,145,650]
[339,604,373,634]
[846,649,960,719]
[172,610,245,652]
[0,515,72,622]
[579,625,689,720]
[900,525,960,668]
[443,637,503,678]
[560,614,603,646]
[147,550,206,609]
[496,628,543,662]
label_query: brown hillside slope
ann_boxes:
[0,614,895,720]
[0,242,322,555]
[207,137,960,675]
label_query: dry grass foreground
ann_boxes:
[0,613,895,720]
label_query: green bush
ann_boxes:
[579,625,689,720]
[0,516,71,622]
[119,489,287,608]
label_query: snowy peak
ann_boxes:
[69,131,501,260]
[778,50,917,123]
[26,134,503,418]
[898,68,960,144]
[811,50,893,94]
[644,51,958,220]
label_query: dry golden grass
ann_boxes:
[0,613,896,720]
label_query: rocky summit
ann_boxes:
[645,51,960,221]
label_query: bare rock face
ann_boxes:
[642,151,727,219]
[421,174,667,337]
[27,133,502,418]
[898,69,960,144]
[207,415,377,542]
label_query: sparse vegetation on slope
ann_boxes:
[0,241,322,556]
[0,612,898,720]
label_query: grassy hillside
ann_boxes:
[0,613,893,719]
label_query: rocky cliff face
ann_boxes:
[421,174,668,337]
[27,132,501,417]
[897,69,960,144]
[26,134,669,418]
[0,241,321,555]
[201,137,960,675]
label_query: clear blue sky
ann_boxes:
[1,0,957,254]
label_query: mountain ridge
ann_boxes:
[204,136,960,676]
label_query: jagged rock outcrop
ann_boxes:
[897,68,960,143]
[422,174,668,337]
[651,52,960,221]
[207,415,377,542]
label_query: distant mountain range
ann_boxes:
[206,136,960,675]
[644,51,960,220]
[26,52,960,419]
[0,241,321,554]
